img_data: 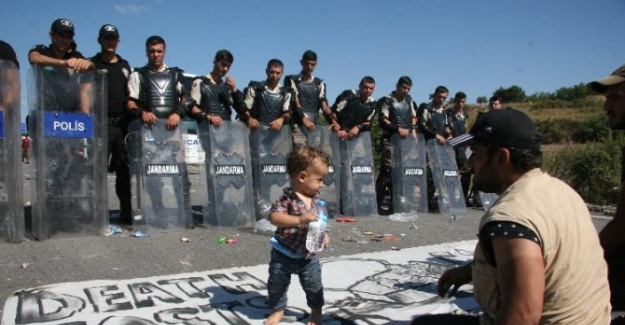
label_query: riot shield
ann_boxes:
[340,132,377,216]
[478,192,499,210]
[307,126,341,217]
[250,125,292,221]
[0,60,24,242]
[198,120,255,227]
[28,67,108,240]
[425,140,467,218]
[127,119,191,233]
[391,132,428,213]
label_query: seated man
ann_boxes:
[413,108,611,324]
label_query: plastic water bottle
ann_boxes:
[306,200,329,253]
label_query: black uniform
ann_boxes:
[91,53,132,224]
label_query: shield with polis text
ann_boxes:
[28,66,108,240]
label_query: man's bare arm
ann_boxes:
[492,236,544,325]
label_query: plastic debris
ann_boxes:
[342,236,357,242]
[101,225,122,237]
[216,236,227,244]
[388,213,418,223]
[133,231,150,237]
[391,246,401,251]
[21,263,29,269]
[226,238,238,244]
[362,231,374,235]
[255,219,276,232]
[180,237,191,243]
[336,217,357,223]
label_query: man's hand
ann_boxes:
[337,130,348,141]
[66,58,94,73]
[141,111,158,125]
[269,117,284,131]
[347,126,360,139]
[247,117,259,129]
[437,264,472,297]
[302,116,315,130]
[436,134,447,144]
[209,115,224,127]
[398,127,409,138]
[225,76,237,93]
[166,113,181,130]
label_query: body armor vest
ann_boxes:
[448,109,467,137]
[337,91,376,131]
[389,95,413,129]
[138,68,179,119]
[199,77,232,120]
[251,82,287,125]
[428,107,449,136]
[295,78,321,120]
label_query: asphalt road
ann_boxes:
[0,163,610,308]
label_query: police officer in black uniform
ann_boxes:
[29,18,95,112]
[284,50,335,147]
[90,24,132,225]
[376,76,418,215]
[126,35,191,222]
[418,85,452,211]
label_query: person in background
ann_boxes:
[90,24,132,225]
[590,63,625,314]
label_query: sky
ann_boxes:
[1,0,624,121]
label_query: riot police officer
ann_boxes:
[419,85,452,211]
[285,50,335,147]
[90,24,132,225]
[376,76,418,215]
[126,35,192,229]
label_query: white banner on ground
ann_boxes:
[2,240,479,324]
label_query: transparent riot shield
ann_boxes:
[425,140,467,218]
[307,126,341,217]
[28,67,108,240]
[128,119,191,233]
[198,121,255,228]
[0,60,24,242]
[340,132,377,216]
[478,192,499,211]
[250,125,292,221]
[391,132,428,213]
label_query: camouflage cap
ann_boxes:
[590,63,625,93]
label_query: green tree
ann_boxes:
[476,96,487,105]
[493,85,526,103]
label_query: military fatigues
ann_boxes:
[446,106,471,203]
[127,64,189,219]
[376,93,417,214]
[284,73,329,147]
[91,53,132,224]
